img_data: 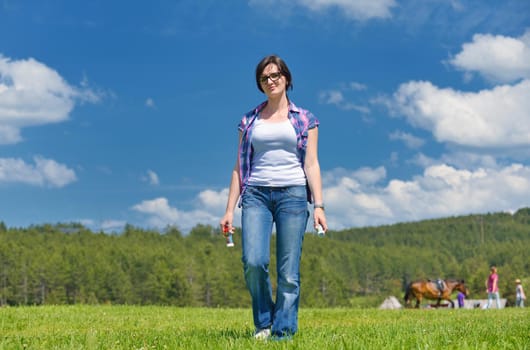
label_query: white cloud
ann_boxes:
[132,162,530,234]
[100,219,127,232]
[145,97,155,108]
[322,166,386,187]
[144,169,160,186]
[295,0,396,20]
[449,0,464,11]
[390,1,529,40]
[409,153,437,168]
[133,198,179,221]
[0,54,100,145]
[349,82,367,91]
[439,151,499,170]
[132,188,239,234]
[0,125,21,144]
[249,0,396,21]
[352,166,387,185]
[198,188,230,210]
[319,90,344,105]
[449,31,530,83]
[323,164,530,230]
[0,156,77,187]
[319,86,371,114]
[390,79,530,148]
[77,219,126,233]
[78,219,96,227]
[389,130,425,149]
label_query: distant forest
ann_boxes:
[1,208,529,308]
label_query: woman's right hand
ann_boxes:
[220,211,234,231]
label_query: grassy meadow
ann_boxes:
[1,306,529,349]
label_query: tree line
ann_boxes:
[1,208,529,307]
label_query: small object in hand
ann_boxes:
[222,225,235,247]
[316,224,325,237]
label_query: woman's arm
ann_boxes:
[304,127,328,232]
[220,132,242,230]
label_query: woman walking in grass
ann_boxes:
[483,266,501,309]
[220,54,327,340]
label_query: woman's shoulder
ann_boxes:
[242,101,267,120]
[289,101,319,126]
[238,101,267,130]
[289,100,309,114]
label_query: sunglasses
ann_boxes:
[259,72,282,84]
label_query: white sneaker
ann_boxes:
[254,328,271,340]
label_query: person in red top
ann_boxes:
[483,266,501,309]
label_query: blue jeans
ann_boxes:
[515,297,525,307]
[241,185,309,338]
[484,291,501,309]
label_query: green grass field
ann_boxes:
[1,306,529,349]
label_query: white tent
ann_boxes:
[379,296,403,309]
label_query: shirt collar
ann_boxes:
[255,100,300,115]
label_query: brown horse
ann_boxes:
[404,279,469,308]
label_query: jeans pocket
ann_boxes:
[242,186,261,209]
[284,186,307,200]
[280,187,308,216]
[282,206,308,216]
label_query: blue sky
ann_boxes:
[1,0,530,233]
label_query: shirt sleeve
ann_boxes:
[238,115,247,132]
[307,110,320,130]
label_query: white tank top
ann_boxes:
[247,118,306,187]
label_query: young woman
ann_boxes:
[483,266,501,309]
[515,279,526,307]
[220,55,327,340]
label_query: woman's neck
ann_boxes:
[266,94,288,110]
[261,94,289,121]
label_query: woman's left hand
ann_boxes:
[313,207,327,232]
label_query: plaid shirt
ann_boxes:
[237,100,319,205]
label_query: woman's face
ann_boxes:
[259,63,287,98]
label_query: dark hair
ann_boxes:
[255,55,293,93]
